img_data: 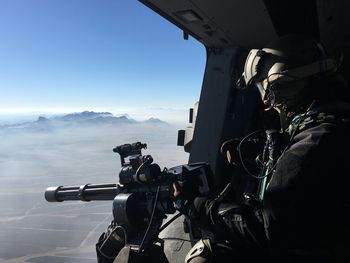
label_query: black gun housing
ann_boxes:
[45,142,212,230]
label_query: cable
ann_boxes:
[98,224,128,259]
[135,155,153,183]
[100,224,127,248]
[238,99,315,181]
[138,168,164,253]
[96,246,117,260]
[158,212,183,233]
[213,181,232,203]
[161,237,193,242]
[237,129,264,178]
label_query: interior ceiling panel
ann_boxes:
[140,0,277,49]
[140,0,350,67]
[189,0,277,48]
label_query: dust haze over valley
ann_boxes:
[0,111,189,262]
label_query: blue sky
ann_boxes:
[0,0,206,122]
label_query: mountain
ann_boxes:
[58,111,113,121]
[54,111,136,125]
[143,117,166,124]
[0,111,165,132]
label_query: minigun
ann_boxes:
[45,142,213,261]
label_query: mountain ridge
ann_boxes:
[0,111,166,132]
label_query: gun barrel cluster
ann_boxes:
[45,183,119,202]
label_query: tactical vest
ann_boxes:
[285,101,350,136]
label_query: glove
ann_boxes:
[172,181,190,214]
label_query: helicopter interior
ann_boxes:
[134,2,350,261]
[139,0,350,198]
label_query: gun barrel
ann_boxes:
[45,183,119,202]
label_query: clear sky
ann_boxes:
[0,0,206,122]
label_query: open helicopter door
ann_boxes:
[138,0,350,262]
[137,1,277,262]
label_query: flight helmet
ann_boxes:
[240,34,340,113]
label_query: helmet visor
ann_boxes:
[243,49,263,86]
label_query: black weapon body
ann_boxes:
[45,142,212,260]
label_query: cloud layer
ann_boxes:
[0,114,189,262]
